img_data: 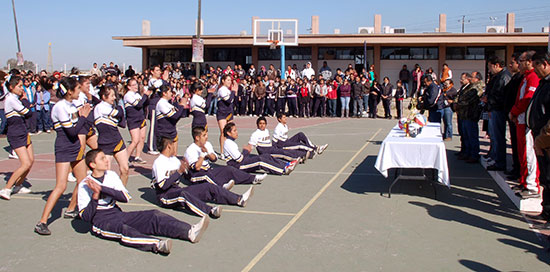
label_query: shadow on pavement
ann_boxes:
[458,259,500,272]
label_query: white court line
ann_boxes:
[241,129,382,272]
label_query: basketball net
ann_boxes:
[267,40,279,50]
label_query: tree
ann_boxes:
[4,58,36,72]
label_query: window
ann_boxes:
[381,47,438,60]
[258,47,312,60]
[446,47,485,60]
[318,47,367,60]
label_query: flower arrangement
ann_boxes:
[398,98,427,138]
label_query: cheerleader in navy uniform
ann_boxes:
[0,76,34,200]
[248,116,304,163]
[145,65,164,155]
[185,127,265,188]
[273,112,328,158]
[124,78,151,164]
[73,76,100,151]
[78,149,209,254]
[223,123,297,175]
[216,75,234,154]
[156,84,186,153]
[35,77,92,235]
[153,136,256,219]
[94,86,129,186]
[189,82,207,129]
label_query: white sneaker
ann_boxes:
[210,206,222,218]
[12,185,31,194]
[68,172,77,182]
[0,188,11,200]
[238,186,255,207]
[156,239,172,255]
[8,151,18,160]
[188,216,209,243]
[317,144,329,155]
[253,173,267,184]
[222,180,235,191]
[147,150,160,155]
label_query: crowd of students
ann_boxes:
[0,66,328,254]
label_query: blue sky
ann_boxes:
[1,0,549,72]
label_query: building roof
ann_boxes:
[113,33,549,48]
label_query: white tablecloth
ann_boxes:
[374,122,450,187]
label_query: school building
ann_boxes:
[113,13,549,81]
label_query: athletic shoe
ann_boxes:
[210,206,222,219]
[68,172,77,182]
[530,221,550,230]
[147,150,160,155]
[63,209,79,219]
[133,157,147,164]
[34,223,51,235]
[8,151,18,160]
[238,186,255,207]
[516,189,540,199]
[0,188,11,200]
[253,173,267,184]
[46,129,51,133]
[222,180,235,191]
[188,216,209,243]
[156,239,172,255]
[317,144,329,155]
[284,160,298,175]
[36,131,43,135]
[12,185,31,194]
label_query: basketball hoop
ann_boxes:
[267,40,279,50]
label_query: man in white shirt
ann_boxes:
[302,62,315,79]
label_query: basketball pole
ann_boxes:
[281,44,286,79]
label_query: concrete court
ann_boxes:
[0,116,548,272]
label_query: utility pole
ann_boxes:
[47,43,53,73]
[459,15,470,33]
[547,21,549,53]
[195,0,201,78]
[11,0,24,65]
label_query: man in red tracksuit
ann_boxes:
[509,50,540,198]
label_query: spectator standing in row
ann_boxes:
[442,79,457,141]
[351,76,365,117]
[327,80,337,117]
[394,80,405,119]
[412,65,423,97]
[510,51,540,198]
[399,65,410,97]
[504,53,523,180]
[35,82,52,133]
[484,56,511,171]
[339,79,351,118]
[440,63,453,82]
[23,78,37,134]
[319,61,332,80]
[456,73,483,163]
[90,63,101,77]
[380,77,393,119]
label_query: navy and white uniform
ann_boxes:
[185,141,254,186]
[223,137,287,175]
[4,92,32,149]
[190,94,207,129]
[216,86,234,121]
[124,90,148,130]
[152,154,241,217]
[156,98,185,142]
[94,101,126,155]
[272,123,315,154]
[249,128,302,161]
[73,92,100,137]
[51,99,87,162]
[78,170,192,252]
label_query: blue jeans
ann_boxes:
[428,108,443,123]
[0,109,6,134]
[462,119,480,159]
[488,110,507,168]
[340,96,350,111]
[403,82,409,97]
[37,108,53,131]
[362,94,369,114]
[442,107,453,139]
[328,99,337,117]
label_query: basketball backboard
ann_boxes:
[253,19,298,46]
